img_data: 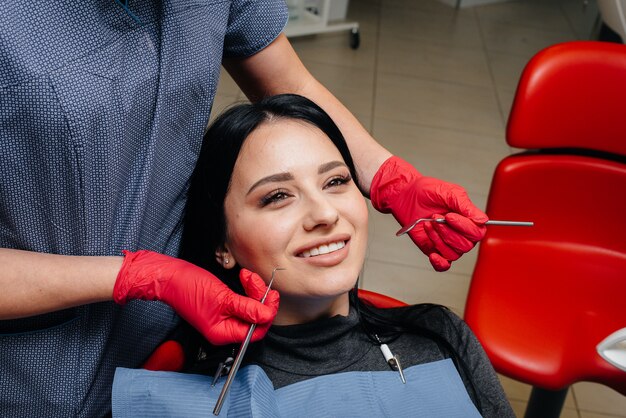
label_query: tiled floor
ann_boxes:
[213,0,626,416]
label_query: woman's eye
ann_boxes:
[325,174,352,189]
[260,190,291,207]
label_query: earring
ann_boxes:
[224,258,229,265]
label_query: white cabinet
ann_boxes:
[284,0,360,49]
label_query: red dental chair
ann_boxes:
[464,41,626,418]
[143,288,407,372]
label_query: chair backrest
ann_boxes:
[464,41,626,395]
[358,288,408,308]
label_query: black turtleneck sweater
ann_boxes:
[248,304,514,418]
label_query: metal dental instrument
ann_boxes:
[375,334,406,384]
[213,267,285,416]
[396,218,534,237]
[381,344,406,384]
[211,356,234,387]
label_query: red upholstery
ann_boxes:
[465,41,626,400]
[142,289,406,371]
[358,288,408,308]
[507,41,626,155]
[142,339,185,372]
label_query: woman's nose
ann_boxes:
[302,194,340,231]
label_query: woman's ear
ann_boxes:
[215,246,237,270]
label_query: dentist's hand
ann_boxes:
[113,250,279,345]
[370,156,488,272]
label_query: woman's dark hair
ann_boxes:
[180,93,482,413]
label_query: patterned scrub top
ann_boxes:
[0,1,287,416]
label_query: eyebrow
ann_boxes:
[246,160,348,196]
[318,160,347,174]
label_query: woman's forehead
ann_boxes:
[235,119,344,174]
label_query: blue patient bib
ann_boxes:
[112,359,481,417]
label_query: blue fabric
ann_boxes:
[113,365,279,417]
[0,1,288,416]
[112,360,482,417]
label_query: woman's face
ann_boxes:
[222,119,369,325]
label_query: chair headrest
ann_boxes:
[507,41,626,157]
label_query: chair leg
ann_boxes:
[523,386,569,418]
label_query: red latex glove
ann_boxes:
[370,156,488,272]
[113,250,279,345]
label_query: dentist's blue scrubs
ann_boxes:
[0,1,287,416]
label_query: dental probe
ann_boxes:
[380,343,406,384]
[213,267,285,416]
[374,334,406,384]
[396,218,534,237]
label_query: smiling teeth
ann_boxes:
[301,241,345,258]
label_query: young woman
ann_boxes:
[113,94,513,417]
